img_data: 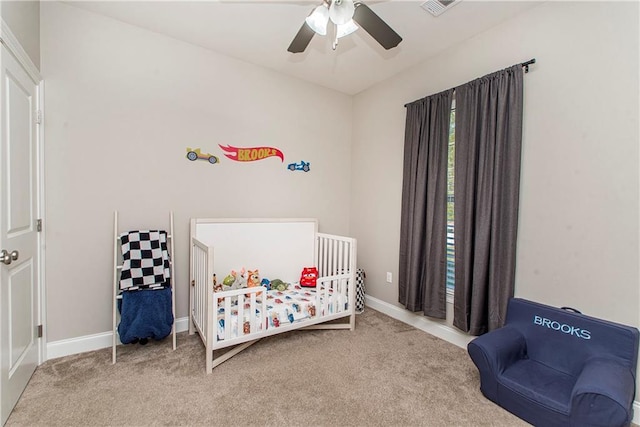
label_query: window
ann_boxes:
[446,101,455,298]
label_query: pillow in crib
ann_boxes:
[299,267,318,287]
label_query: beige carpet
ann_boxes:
[7,309,529,426]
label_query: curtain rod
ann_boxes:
[404,58,536,107]
[521,58,536,73]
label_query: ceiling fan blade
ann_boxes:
[287,22,315,53]
[353,3,402,50]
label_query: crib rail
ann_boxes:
[316,233,357,331]
[316,274,350,317]
[316,233,356,278]
[214,286,268,341]
[190,237,212,340]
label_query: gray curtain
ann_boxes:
[399,89,453,318]
[453,65,523,335]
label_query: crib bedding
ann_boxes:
[216,284,347,340]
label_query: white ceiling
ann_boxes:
[66,0,541,95]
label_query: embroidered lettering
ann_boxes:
[532,315,591,340]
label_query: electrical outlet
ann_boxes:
[386,272,392,283]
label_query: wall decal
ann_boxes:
[287,160,310,172]
[186,147,219,164]
[219,144,284,162]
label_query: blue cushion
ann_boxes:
[500,359,574,414]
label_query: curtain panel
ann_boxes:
[453,65,524,335]
[399,89,454,318]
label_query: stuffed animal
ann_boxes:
[247,269,260,288]
[235,268,247,288]
[300,267,318,287]
[222,272,236,287]
[246,269,262,296]
[270,279,289,291]
[222,268,247,290]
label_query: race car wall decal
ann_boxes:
[219,144,284,163]
[287,160,310,172]
[186,147,219,164]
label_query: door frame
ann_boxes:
[0,19,46,364]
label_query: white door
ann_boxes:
[0,43,41,425]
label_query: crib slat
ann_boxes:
[340,277,347,312]
[321,237,327,277]
[196,251,200,330]
[195,246,204,334]
[325,238,330,277]
[344,241,349,273]
[197,250,202,336]
[201,255,206,332]
[250,293,257,334]
[237,294,245,337]
[325,237,330,276]
[332,240,336,275]
[202,252,206,330]
[321,278,328,315]
[331,278,337,313]
[224,297,232,341]
[316,280,322,318]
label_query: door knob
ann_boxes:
[0,249,18,265]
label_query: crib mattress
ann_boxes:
[216,284,346,340]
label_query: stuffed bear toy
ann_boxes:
[247,269,260,288]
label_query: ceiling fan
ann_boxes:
[287,0,402,53]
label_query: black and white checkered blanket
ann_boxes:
[119,230,171,291]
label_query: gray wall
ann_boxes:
[0,0,40,69]
[41,2,353,342]
[351,1,639,398]
[351,1,639,328]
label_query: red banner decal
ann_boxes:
[218,144,284,162]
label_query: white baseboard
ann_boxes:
[364,295,640,425]
[46,317,190,360]
[364,295,473,349]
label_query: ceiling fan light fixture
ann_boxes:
[288,0,402,54]
[336,20,358,38]
[329,0,355,25]
[305,4,330,36]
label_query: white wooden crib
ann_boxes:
[189,218,357,373]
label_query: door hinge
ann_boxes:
[36,219,42,232]
[37,324,43,338]
[36,109,42,125]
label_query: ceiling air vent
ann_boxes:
[420,0,460,17]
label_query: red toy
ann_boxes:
[299,267,318,287]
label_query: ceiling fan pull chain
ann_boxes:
[333,32,339,50]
